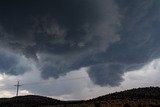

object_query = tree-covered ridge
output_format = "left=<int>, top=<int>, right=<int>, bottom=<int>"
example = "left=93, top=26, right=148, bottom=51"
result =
left=90, top=87, right=160, bottom=101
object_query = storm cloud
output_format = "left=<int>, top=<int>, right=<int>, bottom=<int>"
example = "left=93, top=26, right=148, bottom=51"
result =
left=0, top=50, right=31, bottom=75
left=0, top=0, right=160, bottom=86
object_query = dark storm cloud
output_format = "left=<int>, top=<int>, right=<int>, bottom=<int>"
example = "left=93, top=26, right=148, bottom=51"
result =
left=88, top=64, right=124, bottom=86
left=0, top=0, right=120, bottom=58
left=0, top=0, right=160, bottom=86
left=0, top=51, right=30, bottom=75
left=87, top=0, right=160, bottom=86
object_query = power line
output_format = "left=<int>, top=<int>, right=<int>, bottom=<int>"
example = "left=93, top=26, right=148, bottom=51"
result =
left=14, top=81, right=22, bottom=96
left=0, top=76, right=92, bottom=96
left=22, top=76, right=89, bottom=86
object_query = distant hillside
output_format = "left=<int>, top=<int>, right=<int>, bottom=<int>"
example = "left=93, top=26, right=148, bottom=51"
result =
left=0, top=87, right=160, bottom=107
left=89, top=87, right=160, bottom=101
left=0, top=95, right=62, bottom=107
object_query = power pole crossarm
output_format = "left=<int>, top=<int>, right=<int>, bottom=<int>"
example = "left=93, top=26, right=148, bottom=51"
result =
left=14, top=81, right=22, bottom=96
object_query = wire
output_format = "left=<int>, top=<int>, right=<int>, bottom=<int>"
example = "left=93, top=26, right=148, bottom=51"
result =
left=21, top=76, right=89, bottom=86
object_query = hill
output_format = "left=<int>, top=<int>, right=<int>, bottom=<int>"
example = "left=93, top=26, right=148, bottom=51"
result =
left=0, top=95, right=62, bottom=107
left=89, top=87, right=160, bottom=101
left=0, top=87, right=160, bottom=107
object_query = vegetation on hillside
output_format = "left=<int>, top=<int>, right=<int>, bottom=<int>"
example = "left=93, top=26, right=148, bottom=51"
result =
left=89, top=87, right=160, bottom=101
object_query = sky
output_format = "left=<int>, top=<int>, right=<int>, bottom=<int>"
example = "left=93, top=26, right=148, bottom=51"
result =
left=0, top=0, right=160, bottom=100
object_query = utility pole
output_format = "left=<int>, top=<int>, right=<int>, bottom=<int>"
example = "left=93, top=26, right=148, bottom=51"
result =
left=14, top=81, right=22, bottom=96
